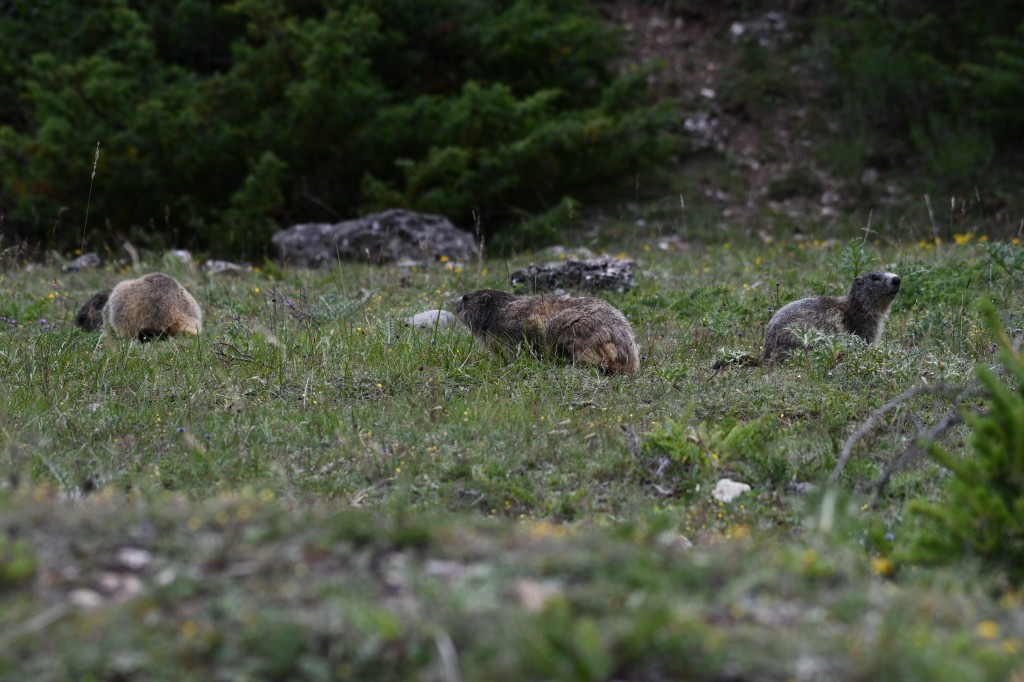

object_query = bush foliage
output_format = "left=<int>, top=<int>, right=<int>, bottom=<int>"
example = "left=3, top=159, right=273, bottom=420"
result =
left=6, top=1, right=1024, bottom=255
left=821, top=0, right=1024, bottom=185
left=904, top=303, right=1024, bottom=581
left=0, top=0, right=678, bottom=255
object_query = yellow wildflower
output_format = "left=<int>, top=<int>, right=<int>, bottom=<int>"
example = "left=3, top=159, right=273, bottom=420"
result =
left=871, top=557, right=894, bottom=576
left=977, top=620, right=1000, bottom=640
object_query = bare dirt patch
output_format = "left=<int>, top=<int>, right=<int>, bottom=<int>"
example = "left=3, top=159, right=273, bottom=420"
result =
left=599, top=2, right=891, bottom=234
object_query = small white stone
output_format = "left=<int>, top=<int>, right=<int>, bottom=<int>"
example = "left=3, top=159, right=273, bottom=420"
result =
left=514, top=579, right=563, bottom=613
left=404, top=309, right=457, bottom=329
left=202, top=259, right=245, bottom=275
left=68, top=588, right=103, bottom=609
left=712, top=478, right=751, bottom=503
left=99, top=572, right=143, bottom=599
left=168, top=249, right=193, bottom=265
left=115, top=547, right=153, bottom=571
left=156, top=567, right=177, bottom=586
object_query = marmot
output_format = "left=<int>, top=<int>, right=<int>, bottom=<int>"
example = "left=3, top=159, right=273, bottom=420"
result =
left=102, top=272, right=202, bottom=341
left=454, top=289, right=640, bottom=375
left=75, top=289, right=112, bottom=332
left=761, top=270, right=901, bottom=363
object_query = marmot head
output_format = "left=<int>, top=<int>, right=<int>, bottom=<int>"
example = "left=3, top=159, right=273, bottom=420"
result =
left=75, top=289, right=112, bottom=332
left=454, top=289, right=515, bottom=331
left=849, top=271, right=901, bottom=312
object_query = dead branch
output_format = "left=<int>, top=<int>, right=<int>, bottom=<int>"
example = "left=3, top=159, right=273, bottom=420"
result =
left=826, top=381, right=976, bottom=487
left=842, top=331, right=1021, bottom=495
left=620, top=424, right=641, bottom=459
left=271, top=287, right=317, bottom=324
left=213, top=342, right=254, bottom=363
left=861, top=410, right=966, bottom=500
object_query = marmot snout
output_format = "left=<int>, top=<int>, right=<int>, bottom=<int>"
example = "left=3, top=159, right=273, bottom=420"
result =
left=455, top=289, right=640, bottom=374
left=762, top=270, right=901, bottom=363
left=102, top=272, right=202, bottom=342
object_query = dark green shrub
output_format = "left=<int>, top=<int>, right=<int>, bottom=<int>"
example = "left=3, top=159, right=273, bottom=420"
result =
left=819, top=1, right=1024, bottom=185
left=0, top=0, right=678, bottom=256
left=962, top=22, right=1024, bottom=141
left=720, top=42, right=800, bottom=120
left=903, top=302, right=1024, bottom=580
left=767, top=167, right=823, bottom=202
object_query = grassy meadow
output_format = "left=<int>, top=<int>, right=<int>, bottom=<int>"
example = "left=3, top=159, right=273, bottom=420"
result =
left=2, top=216, right=1024, bottom=680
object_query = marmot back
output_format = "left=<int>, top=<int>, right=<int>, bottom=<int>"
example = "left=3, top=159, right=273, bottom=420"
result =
left=762, top=271, right=901, bottom=363
left=454, top=289, right=640, bottom=375
left=103, top=272, right=202, bottom=342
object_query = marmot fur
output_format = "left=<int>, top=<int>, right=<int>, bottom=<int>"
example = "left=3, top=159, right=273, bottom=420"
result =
left=454, top=289, right=640, bottom=374
left=103, top=272, right=202, bottom=341
left=75, top=289, right=112, bottom=332
left=761, top=270, right=901, bottom=363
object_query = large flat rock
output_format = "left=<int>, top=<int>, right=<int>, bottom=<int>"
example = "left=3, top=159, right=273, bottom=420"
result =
left=273, top=209, right=478, bottom=267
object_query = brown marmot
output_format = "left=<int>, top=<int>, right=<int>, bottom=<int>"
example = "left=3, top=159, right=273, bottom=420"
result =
left=454, top=289, right=640, bottom=374
left=103, top=272, right=202, bottom=341
left=761, top=270, right=901, bottom=363
left=75, top=289, right=112, bottom=332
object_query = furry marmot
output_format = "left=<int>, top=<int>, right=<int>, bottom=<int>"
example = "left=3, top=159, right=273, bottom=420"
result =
left=75, top=289, right=112, bottom=332
left=761, top=270, right=901, bottom=363
left=454, top=289, right=640, bottom=374
left=103, top=272, right=202, bottom=341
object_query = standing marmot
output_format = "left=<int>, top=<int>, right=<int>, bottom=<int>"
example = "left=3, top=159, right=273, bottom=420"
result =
left=761, top=270, right=901, bottom=363
left=454, top=289, right=640, bottom=375
left=75, top=289, right=112, bottom=332
left=103, top=272, right=202, bottom=341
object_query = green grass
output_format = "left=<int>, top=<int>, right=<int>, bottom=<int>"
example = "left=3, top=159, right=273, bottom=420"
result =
left=2, top=227, right=1024, bottom=679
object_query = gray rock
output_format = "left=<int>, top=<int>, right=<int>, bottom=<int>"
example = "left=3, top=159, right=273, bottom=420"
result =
left=788, top=481, right=817, bottom=495
left=510, top=256, right=636, bottom=293
left=202, top=259, right=246, bottom=275
left=730, top=12, right=790, bottom=50
left=404, top=309, right=457, bottom=329
left=272, top=208, right=478, bottom=267
left=61, top=252, right=101, bottom=272
left=683, top=111, right=726, bottom=154
left=166, top=249, right=194, bottom=267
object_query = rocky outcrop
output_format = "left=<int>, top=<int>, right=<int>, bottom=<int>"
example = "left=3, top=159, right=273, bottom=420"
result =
left=61, top=252, right=101, bottom=273
left=510, top=256, right=636, bottom=293
left=273, top=209, right=478, bottom=267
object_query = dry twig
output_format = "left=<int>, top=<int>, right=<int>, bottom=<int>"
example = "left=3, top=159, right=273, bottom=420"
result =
left=827, top=382, right=977, bottom=487
left=861, top=410, right=966, bottom=500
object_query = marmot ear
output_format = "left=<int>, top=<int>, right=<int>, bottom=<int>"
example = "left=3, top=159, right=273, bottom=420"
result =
left=854, top=276, right=863, bottom=285
left=481, top=293, right=491, bottom=304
